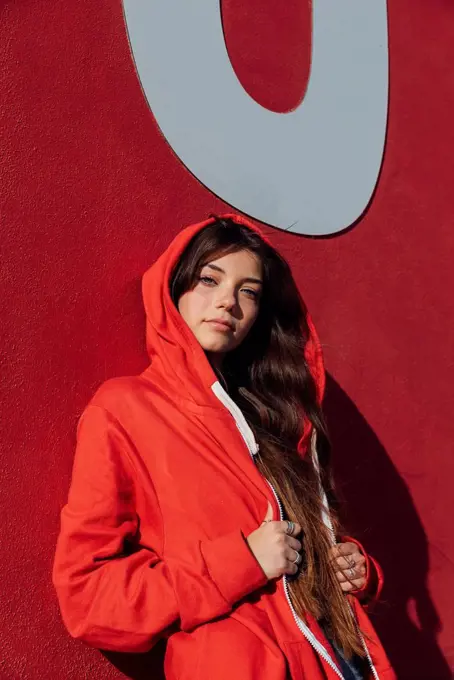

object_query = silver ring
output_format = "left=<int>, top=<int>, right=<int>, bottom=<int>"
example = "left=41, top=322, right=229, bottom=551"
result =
left=292, top=550, right=302, bottom=565
left=348, top=566, right=356, bottom=579
left=286, top=520, right=295, bottom=536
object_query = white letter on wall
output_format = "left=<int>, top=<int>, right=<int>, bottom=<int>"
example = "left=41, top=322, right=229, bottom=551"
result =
left=122, top=1, right=388, bottom=236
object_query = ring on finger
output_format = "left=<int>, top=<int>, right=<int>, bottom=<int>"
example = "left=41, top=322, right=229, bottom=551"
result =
left=286, top=520, right=295, bottom=536
left=348, top=566, right=356, bottom=579
left=292, top=550, right=302, bottom=565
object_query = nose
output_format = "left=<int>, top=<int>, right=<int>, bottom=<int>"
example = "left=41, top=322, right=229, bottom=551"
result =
left=215, top=287, right=236, bottom=311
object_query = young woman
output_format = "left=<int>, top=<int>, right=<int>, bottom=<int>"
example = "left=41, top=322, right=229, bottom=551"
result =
left=53, top=214, right=395, bottom=679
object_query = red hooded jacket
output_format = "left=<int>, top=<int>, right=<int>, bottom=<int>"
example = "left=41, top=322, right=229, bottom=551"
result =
left=53, top=214, right=395, bottom=679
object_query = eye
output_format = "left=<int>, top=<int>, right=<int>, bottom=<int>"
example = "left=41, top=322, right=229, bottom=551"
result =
left=199, top=275, right=217, bottom=286
left=241, top=287, right=260, bottom=300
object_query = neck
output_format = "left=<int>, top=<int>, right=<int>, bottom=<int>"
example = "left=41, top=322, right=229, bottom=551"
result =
left=206, top=352, right=228, bottom=389
left=206, top=351, right=224, bottom=371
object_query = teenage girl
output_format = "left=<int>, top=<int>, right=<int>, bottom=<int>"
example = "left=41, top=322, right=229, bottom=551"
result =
left=53, top=214, right=395, bottom=679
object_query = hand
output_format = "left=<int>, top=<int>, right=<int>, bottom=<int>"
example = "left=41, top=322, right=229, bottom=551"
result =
left=330, top=542, right=367, bottom=592
left=246, top=502, right=302, bottom=580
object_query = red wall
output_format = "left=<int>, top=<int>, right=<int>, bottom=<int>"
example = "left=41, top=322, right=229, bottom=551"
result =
left=1, top=1, right=453, bottom=678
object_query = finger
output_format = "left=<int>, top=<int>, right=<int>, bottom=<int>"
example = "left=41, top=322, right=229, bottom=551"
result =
left=337, top=565, right=365, bottom=585
left=334, top=555, right=357, bottom=570
left=335, top=565, right=366, bottom=583
left=285, top=546, right=303, bottom=565
left=284, top=558, right=300, bottom=575
left=335, top=542, right=359, bottom=557
left=329, top=545, right=351, bottom=568
left=346, top=563, right=365, bottom=579
left=340, top=578, right=365, bottom=592
left=276, top=520, right=301, bottom=537
left=262, top=501, right=274, bottom=524
left=334, top=552, right=366, bottom=571
left=350, top=556, right=366, bottom=572
left=286, top=537, right=302, bottom=552
left=348, top=553, right=366, bottom=566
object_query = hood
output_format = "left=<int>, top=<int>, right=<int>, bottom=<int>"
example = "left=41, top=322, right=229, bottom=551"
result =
left=141, top=213, right=325, bottom=420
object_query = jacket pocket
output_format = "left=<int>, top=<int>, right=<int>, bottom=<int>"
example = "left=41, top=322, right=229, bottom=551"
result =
left=165, top=614, right=288, bottom=680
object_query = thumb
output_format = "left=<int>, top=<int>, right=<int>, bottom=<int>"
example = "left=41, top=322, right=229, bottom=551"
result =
left=262, top=501, right=274, bottom=524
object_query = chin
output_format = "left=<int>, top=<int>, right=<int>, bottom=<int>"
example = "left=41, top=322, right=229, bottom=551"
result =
left=198, top=333, right=233, bottom=354
left=202, top=341, right=232, bottom=354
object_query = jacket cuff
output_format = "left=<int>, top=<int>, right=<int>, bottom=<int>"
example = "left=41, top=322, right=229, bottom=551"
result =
left=201, top=529, right=268, bottom=606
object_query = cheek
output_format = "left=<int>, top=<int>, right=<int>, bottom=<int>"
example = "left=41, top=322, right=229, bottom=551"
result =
left=178, top=290, right=208, bottom=329
left=178, top=292, right=193, bottom=328
left=238, top=304, right=260, bottom=338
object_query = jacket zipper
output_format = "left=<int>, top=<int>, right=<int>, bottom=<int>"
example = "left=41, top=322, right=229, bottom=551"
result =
left=265, top=478, right=346, bottom=679
left=212, top=381, right=380, bottom=680
left=212, top=383, right=345, bottom=677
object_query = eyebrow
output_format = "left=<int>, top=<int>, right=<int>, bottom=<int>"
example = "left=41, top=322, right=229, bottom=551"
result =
left=204, top=262, right=263, bottom=285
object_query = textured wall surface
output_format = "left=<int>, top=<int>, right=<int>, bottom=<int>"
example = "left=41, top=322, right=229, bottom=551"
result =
left=1, top=1, right=453, bottom=678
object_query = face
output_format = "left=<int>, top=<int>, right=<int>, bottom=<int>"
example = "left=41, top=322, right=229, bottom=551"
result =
left=178, top=249, right=263, bottom=366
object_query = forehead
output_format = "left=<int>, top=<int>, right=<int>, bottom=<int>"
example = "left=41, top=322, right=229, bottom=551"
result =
left=204, top=249, right=262, bottom=278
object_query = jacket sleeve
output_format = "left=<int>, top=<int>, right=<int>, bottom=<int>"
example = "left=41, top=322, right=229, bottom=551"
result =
left=343, top=536, right=384, bottom=608
left=52, top=405, right=267, bottom=653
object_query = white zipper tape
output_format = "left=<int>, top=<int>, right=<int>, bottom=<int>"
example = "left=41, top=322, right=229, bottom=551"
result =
left=211, top=382, right=259, bottom=457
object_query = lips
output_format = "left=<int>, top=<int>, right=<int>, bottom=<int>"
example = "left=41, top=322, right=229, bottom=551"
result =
left=205, top=318, right=235, bottom=332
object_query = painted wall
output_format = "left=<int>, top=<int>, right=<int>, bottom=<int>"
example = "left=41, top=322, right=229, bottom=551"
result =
left=1, top=1, right=453, bottom=678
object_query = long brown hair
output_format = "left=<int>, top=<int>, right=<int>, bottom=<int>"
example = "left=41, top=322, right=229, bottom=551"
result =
left=170, top=216, right=364, bottom=657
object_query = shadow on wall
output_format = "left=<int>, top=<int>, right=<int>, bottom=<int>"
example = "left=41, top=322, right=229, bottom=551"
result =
left=103, top=375, right=450, bottom=680
left=324, top=375, right=451, bottom=680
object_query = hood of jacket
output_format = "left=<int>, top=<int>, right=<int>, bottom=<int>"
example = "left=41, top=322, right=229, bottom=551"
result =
left=141, top=213, right=326, bottom=444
